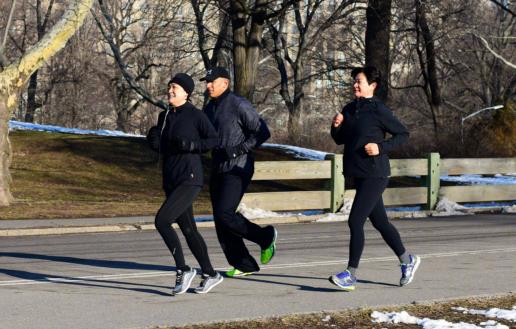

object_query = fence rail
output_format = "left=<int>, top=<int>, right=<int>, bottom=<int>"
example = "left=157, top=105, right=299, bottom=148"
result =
left=240, top=153, right=516, bottom=212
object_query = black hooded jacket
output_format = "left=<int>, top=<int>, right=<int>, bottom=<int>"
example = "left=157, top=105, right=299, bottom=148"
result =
left=331, top=97, right=409, bottom=178
left=147, top=102, right=218, bottom=190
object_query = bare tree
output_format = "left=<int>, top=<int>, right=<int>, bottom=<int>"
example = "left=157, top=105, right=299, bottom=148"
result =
left=191, top=0, right=232, bottom=70
left=0, top=0, right=95, bottom=206
left=266, top=0, right=362, bottom=142
left=25, top=0, right=57, bottom=123
left=93, top=0, right=183, bottom=131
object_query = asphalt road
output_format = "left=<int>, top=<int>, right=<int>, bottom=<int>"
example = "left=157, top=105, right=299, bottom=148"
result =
left=1, top=214, right=515, bottom=329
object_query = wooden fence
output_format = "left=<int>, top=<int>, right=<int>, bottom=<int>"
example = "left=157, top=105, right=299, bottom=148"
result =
left=240, top=153, right=516, bottom=212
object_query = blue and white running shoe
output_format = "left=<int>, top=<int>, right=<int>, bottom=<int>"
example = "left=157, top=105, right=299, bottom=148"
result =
left=329, top=270, right=356, bottom=291
left=400, top=254, right=421, bottom=286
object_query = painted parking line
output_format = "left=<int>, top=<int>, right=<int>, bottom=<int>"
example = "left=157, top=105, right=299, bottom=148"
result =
left=0, top=247, right=515, bottom=287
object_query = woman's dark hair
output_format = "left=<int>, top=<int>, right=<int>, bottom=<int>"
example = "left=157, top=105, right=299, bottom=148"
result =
left=351, top=66, right=382, bottom=88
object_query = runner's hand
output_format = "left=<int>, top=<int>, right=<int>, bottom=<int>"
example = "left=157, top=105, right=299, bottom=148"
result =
left=365, top=143, right=379, bottom=156
left=332, top=113, right=344, bottom=128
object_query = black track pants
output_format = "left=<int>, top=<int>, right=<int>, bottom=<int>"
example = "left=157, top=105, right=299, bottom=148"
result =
left=347, top=177, right=406, bottom=268
left=210, top=170, right=271, bottom=272
left=155, top=185, right=216, bottom=276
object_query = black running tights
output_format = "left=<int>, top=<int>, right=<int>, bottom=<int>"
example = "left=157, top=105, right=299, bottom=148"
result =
left=347, top=177, right=406, bottom=268
left=155, top=184, right=216, bottom=276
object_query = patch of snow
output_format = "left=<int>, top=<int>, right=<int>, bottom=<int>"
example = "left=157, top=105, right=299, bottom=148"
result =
left=262, top=143, right=329, bottom=160
left=316, top=198, right=353, bottom=222
left=238, top=203, right=291, bottom=219
left=452, top=306, right=516, bottom=322
left=502, top=205, right=516, bottom=214
left=441, top=174, right=516, bottom=186
left=316, top=213, right=348, bottom=222
left=392, top=211, right=429, bottom=219
left=433, top=197, right=471, bottom=216
left=9, top=120, right=143, bottom=137
left=371, top=311, right=418, bottom=324
left=322, top=315, right=331, bottom=322
left=371, top=310, right=510, bottom=329
left=339, top=198, right=354, bottom=215
left=236, top=204, right=324, bottom=219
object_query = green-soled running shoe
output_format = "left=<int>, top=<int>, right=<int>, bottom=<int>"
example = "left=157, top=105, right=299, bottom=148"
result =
left=225, top=268, right=255, bottom=277
left=260, top=226, right=277, bottom=264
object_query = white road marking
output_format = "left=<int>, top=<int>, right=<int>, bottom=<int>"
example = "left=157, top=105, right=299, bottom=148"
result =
left=0, top=248, right=515, bottom=287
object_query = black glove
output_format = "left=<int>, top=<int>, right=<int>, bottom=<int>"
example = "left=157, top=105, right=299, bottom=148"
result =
left=146, top=126, right=160, bottom=152
left=170, top=136, right=197, bottom=152
left=222, top=144, right=247, bottom=159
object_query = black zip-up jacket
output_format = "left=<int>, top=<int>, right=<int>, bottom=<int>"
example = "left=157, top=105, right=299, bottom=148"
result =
left=204, top=89, right=270, bottom=173
left=331, top=96, right=409, bottom=178
left=148, top=102, right=218, bottom=191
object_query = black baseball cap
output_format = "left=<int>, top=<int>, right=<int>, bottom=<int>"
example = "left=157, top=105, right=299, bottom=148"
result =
left=200, top=67, right=230, bottom=82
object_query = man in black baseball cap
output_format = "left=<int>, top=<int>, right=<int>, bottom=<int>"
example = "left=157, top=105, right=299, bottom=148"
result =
left=201, top=66, right=277, bottom=278
left=200, top=67, right=230, bottom=82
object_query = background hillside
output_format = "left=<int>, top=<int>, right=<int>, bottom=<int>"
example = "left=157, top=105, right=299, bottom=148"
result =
left=0, top=130, right=312, bottom=220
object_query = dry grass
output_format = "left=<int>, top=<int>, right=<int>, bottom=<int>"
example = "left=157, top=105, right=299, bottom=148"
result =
left=0, top=131, right=325, bottom=220
left=1, top=130, right=434, bottom=220
left=164, top=293, right=515, bottom=329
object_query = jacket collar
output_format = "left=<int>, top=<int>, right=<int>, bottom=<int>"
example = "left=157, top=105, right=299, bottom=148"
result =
left=212, top=88, right=231, bottom=105
left=170, top=101, right=191, bottom=113
left=356, top=96, right=379, bottom=108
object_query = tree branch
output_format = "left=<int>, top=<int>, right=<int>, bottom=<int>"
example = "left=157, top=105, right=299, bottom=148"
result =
left=475, top=34, right=516, bottom=69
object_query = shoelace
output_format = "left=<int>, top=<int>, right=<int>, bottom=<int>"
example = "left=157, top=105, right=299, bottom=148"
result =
left=199, top=275, right=210, bottom=287
left=401, top=263, right=412, bottom=277
left=175, top=272, right=184, bottom=286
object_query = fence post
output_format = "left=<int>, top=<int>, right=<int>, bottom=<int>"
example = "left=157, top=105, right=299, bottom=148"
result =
left=327, top=154, right=344, bottom=213
left=427, top=152, right=440, bottom=210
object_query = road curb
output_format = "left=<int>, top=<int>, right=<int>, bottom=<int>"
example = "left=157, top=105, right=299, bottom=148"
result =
left=0, top=207, right=510, bottom=237
left=0, top=214, right=324, bottom=237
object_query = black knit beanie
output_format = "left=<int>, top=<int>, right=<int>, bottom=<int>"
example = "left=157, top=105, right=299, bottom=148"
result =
left=169, top=73, right=195, bottom=96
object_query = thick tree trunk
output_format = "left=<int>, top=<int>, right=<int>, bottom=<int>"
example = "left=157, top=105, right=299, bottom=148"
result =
left=287, top=103, right=302, bottom=144
left=231, top=0, right=266, bottom=101
left=365, top=0, right=392, bottom=102
left=0, top=90, right=15, bottom=206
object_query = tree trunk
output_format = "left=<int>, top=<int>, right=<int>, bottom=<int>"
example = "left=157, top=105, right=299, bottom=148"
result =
left=116, top=109, right=131, bottom=132
left=25, top=70, right=39, bottom=122
left=415, top=0, right=443, bottom=132
left=231, top=0, right=266, bottom=101
left=0, top=0, right=95, bottom=206
left=287, top=103, right=303, bottom=144
left=365, top=0, right=392, bottom=102
left=0, top=90, right=15, bottom=206
left=288, top=62, right=305, bottom=144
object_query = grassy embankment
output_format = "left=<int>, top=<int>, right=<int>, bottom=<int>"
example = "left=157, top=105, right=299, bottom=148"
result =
left=166, top=294, right=515, bottom=329
left=0, top=130, right=319, bottom=220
